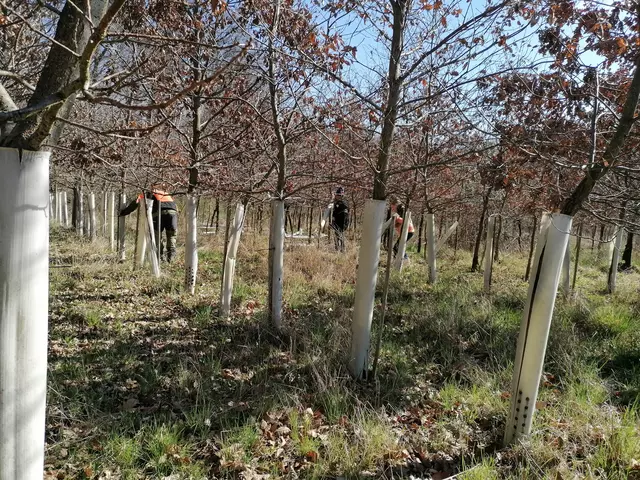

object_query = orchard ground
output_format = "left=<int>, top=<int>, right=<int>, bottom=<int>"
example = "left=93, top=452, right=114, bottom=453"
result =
left=46, top=224, right=640, bottom=479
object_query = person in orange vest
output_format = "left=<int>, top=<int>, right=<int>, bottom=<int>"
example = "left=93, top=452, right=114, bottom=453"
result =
left=120, top=186, right=178, bottom=262
left=393, top=203, right=414, bottom=258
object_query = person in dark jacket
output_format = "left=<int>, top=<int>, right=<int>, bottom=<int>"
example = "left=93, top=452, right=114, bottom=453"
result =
left=331, top=187, right=350, bottom=252
left=120, top=186, right=178, bottom=262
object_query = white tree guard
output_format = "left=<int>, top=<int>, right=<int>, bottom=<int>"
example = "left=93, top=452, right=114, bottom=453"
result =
left=184, top=195, right=199, bottom=294
left=435, top=220, right=459, bottom=253
left=88, top=193, right=97, bottom=241
left=134, top=200, right=147, bottom=269
left=504, top=213, right=572, bottom=446
left=268, top=200, right=285, bottom=328
left=393, top=211, right=411, bottom=271
left=102, top=192, right=108, bottom=236
left=61, top=191, right=69, bottom=227
left=49, top=193, right=54, bottom=221
left=349, top=199, right=386, bottom=378
left=483, top=215, right=496, bottom=293
left=83, top=202, right=90, bottom=238
left=157, top=199, right=162, bottom=262
left=108, top=192, right=115, bottom=251
left=76, top=190, right=84, bottom=236
left=607, top=227, right=623, bottom=294
left=561, top=241, right=571, bottom=295
left=426, top=213, right=437, bottom=283
left=144, top=199, right=161, bottom=278
left=117, top=194, right=126, bottom=261
left=55, top=188, right=61, bottom=222
left=221, top=204, right=246, bottom=316
left=0, top=149, right=50, bottom=480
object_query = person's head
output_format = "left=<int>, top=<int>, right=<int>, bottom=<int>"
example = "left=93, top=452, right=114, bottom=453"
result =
left=396, top=204, right=405, bottom=217
left=335, top=186, right=344, bottom=198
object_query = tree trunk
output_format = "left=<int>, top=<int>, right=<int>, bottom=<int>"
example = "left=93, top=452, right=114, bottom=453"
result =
left=483, top=215, right=496, bottom=293
left=561, top=238, right=571, bottom=295
left=524, top=215, right=537, bottom=280
left=350, top=0, right=407, bottom=380
left=417, top=212, right=424, bottom=253
left=504, top=213, right=572, bottom=446
left=621, top=231, right=634, bottom=270
left=572, top=223, right=583, bottom=291
left=517, top=219, right=523, bottom=252
left=597, top=224, right=605, bottom=253
left=493, top=215, right=502, bottom=263
left=215, top=198, right=220, bottom=234
left=471, top=187, right=492, bottom=272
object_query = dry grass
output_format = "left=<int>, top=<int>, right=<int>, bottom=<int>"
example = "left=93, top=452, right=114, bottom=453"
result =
left=44, top=224, right=640, bottom=479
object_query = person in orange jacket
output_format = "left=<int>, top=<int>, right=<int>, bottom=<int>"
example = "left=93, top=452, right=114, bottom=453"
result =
left=393, top=204, right=414, bottom=258
left=120, top=186, right=178, bottom=262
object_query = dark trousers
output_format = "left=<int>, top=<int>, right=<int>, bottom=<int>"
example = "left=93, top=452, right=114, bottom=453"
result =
left=394, top=231, right=414, bottom=255
left=332, top=224, right=346, bottom=252
left=153, top=210, right=178, bottom=261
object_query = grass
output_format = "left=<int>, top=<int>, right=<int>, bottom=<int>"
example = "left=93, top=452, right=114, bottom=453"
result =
left=45, top=224, right=640, bottom=479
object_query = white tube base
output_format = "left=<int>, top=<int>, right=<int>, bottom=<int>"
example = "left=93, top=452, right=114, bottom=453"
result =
left=61, top=191, right=69, bottom=227
left=109, top=192, right=115, bottom=251
left=483, top=215, right=496, bottom=293
left=221, top=204, right=245, bottom=316
left=608, top=228, right=623, bottom=294
left=504, top=213, right=572, bottom=446
left=0, top=148, right=50, bottom=480
left=118, top=194, right=126, bottom=262
left=89, top=193, right=97, bottom=241
left=144, top=199, right=160, bottom=278
left=349, top=199, right=386, bottom=378
left=184, top=195, right=199, bottom=294
left=134, top=199, right=147, bottom=269
left=426, top=213, right=437, bottom=283
left=435, top=220, right=458, bottom=253
left=393, top=211, right=411, bottom=271
left=268, top=200, right=285, bottom=329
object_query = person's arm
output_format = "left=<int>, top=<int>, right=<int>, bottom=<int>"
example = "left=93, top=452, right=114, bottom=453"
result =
left=119, top=197, right=140, bottom=216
